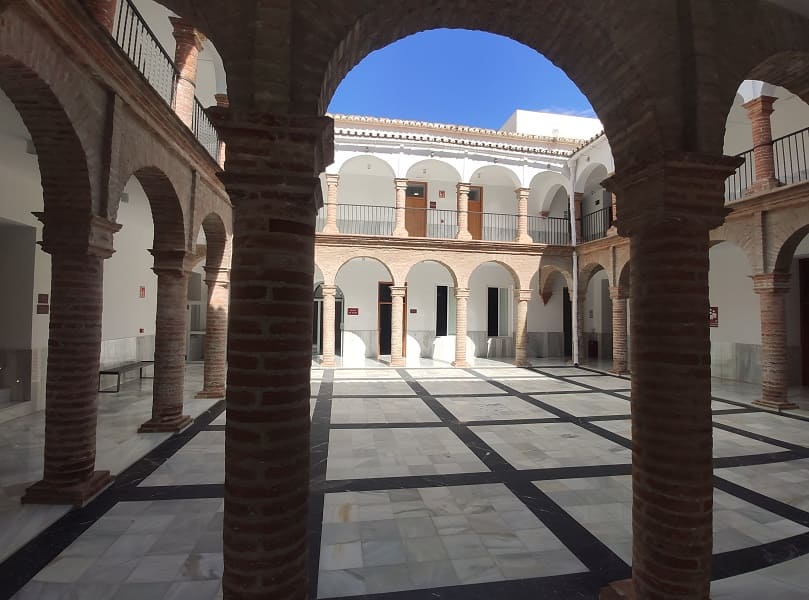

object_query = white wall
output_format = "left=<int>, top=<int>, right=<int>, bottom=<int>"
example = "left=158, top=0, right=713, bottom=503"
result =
left=501, top=110, right=603, bottom=140
left=404, top=262, right=455, bottom=360
left=468, top=263, right=515, bottom=333
left=725, top=87, right=809, bottom=156
left=335, top=259, right=392, bottom=360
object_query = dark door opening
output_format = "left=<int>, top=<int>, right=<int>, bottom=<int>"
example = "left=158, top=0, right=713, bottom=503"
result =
left=801, top=259, right=809, bottom=386
left=379, top=282, right=392, bottom=356
left=563, top=287, right=573, bottom=357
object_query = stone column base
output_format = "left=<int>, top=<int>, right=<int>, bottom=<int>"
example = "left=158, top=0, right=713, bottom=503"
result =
left=390, top=358, right=405, bottom=367
left=392, top=228, right=409, bottom=238
left=745, top=178, right=781, bottom=196
left=139, top=414, right=193, bottom=433
left=609, top=369, right=630, bottom=376
left=321, top=358, right=336, bottom=368
left=195, top=388, right=226, bottom=399
left=22, top=470, right=114, bottom=507
left=752, top=398, right=798, bottom=411
left=514, top=359, right=531, bottom=368
left=452, top=360, right=467, bottom=368
left=515, top=234, right=533, bottom=244
left=456, top=232, right=473, bottom=241
left=321, top=225, right=339, bottom=234
left=599, top=580, right=633, bottom=600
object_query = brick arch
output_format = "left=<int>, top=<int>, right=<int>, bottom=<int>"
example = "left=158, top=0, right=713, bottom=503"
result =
left=315, top=1, right=668, bottom=173
left=618, top=260, right=631, bottom=295
left=774, top=224, right=809, bottom=274
left=580, top=261, right=609, bottom=292
left=199, top=211, right=231, bottom=270
left=130, top=168, right=187, bottom=251
left=0, top=38, right=95, bottom=217
left=465, top=260, right=521, bottom=290
left=403, top=259, right=458, bottom=288
left=538, top=265, right=573, bottom=304
left=335, top=255, right=396, bottom=284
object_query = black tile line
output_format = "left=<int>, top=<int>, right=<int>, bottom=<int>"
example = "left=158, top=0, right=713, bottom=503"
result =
left=711, top=421, right=809, bottom=453
left=317, top=571, right=606, bottom=600
left=711, top=399, right=809, bottom=424
left=713, top=475, right=809, bottom=528
left=395, top=368, right=631, bottom=584
left=472, top=367, right=634, bottom=404
left=711, top=531, right=809, bottom=581
left=329, top=421, right=452, bottom=429
left=0, top=399, right=225, bottom=600
left=710, top=408, right=762, bottom=416
left=308, top=369, right=335, bottom=600
left=713, top=450, right=809, bottom=470
left=120, top=483, right=225, bottom=501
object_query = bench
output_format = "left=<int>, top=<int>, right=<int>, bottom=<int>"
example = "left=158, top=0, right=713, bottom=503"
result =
left=98, top=361, right=154, bottom=393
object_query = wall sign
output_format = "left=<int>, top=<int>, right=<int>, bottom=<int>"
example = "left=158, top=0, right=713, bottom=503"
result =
left=347, top=307, right=359, bottom=316
left=709, top=306, right=719, bottom=328
left=139, top=286, right=146, bottom=299
left=36, top=293, right=49, bottom=315
left=38, top=294, right=48, bottom=304
left=410, top=308, right=417, bottom=314
left=439, top=190, right=446, bottom=199
left=429, top=201, right=437, bottom=209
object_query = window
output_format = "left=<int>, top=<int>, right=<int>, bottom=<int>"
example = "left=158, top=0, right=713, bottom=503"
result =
left=487, top=287, right=511, bottom=337
left=406, top=183, right=426, bottom=197
left=468, top=186, right=482, bottom=202
left=436, top=286, right=456, bottom=336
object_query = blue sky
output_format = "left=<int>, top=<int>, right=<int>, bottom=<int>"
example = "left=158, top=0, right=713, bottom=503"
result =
left=328, top=29, right=595, bottom=130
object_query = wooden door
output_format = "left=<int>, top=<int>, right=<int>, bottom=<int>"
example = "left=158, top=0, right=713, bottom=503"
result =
left=405, top=182, right=427, bottom=237
left=468, top=186, right=483, bottom=240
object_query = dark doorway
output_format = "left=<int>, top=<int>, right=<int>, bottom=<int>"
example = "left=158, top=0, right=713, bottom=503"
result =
left=801, top=260, right=809, bottom=386
left=378, top=282, right=393, bottom=356
left=563, top=287, right=573, bottom=357
left=405, top=182, right=427, bottom=237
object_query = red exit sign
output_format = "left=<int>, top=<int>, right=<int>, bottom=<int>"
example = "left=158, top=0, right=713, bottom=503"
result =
left=347, top=307, right=359, bottom=316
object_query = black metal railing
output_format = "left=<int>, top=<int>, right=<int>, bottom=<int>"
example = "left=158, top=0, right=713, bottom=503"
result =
left=773, top=127, right=809, bottom=186
left=482, top=212, right=518, bottom=242
left=580, top=207, right=612, bottom=243
left=528, top=216, right=571, bottom=245
left=402, top=208, right=457, bottom=239
left=337, top=204, right=395, bottom=236
left=113, top=0, right=220, bottom=161
left=725, top=148, right=755, bottom=202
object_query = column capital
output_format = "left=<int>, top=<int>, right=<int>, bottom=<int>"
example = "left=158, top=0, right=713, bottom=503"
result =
left=457, top=182, right=471, bottom=194
left=35, top=212, right=122, bottom=259
left=326, top=173, right=340, bottom=186
left=169, top=16, right=206, bottom=51
left=214, top=93, right=230, bottom=108
left=321, top=284, right=337, bottom=297
left=752, top=272, right=790, bottom=294
left=609, top=286, right=629, bottom=301
left=150, top=249, right=196, bottom=274
left=455, top=287, right=470, bottom=300
left=517, top=289, right=533, bottom=303
left=603, top=153, right=743, bottom=236
left=390, top=286, right=407, bottom=297
left=515, top=187, right=530, bottom=199
left=395, top=178, right=409, bottom=191
left=203, top=266, right=230, bottom=286
left=742, top=95, right=778, bottom=117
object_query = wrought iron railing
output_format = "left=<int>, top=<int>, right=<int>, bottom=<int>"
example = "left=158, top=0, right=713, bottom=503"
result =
left=580, top=207, right=612, bottom=243
left=725, top=148, right=755, bottom=202
left=113, top=0, right=220, bottom=161
left=528, top=216, right=571, bottom=245
left=773, top=127, right=809, bottom=186
left=337, top=204, right=395, bottom=236
left=403, top=208, right=457, bottom=239
left=482, top=212, right=518, bottom=242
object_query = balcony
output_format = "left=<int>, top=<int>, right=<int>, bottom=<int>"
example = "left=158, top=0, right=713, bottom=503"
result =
left=579, top=207, right=612, bottom=243
left=113, top=0, right=220, bottom=160
left=316, top=204, right=573, bottom=245
left=726, top=127, right=809, bottom=201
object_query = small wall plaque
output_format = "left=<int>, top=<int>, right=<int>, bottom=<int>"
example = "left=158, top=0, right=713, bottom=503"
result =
left=347, top=308, right=359, bottom=316
left=709, top=306, right=719, bottom=328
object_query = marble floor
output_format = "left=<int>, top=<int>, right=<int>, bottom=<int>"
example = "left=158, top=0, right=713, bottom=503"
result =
left=3, top=361, right=809, bottom=599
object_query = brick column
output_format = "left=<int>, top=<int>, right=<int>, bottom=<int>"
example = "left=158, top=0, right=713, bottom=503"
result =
left=84, top=0, right=116, bottom=32
left=752, top=273, right=796, bottom=410
left=196, top=267, right=230, bottom=398
left=454, top=287, right=469, bottom=367
left=321, top=174, right=340, bottom=234
left=573, top=192, right=583, bottom=242
left=393, top=178, right=408, bottom=237
left=209, top=108, right=333, bottom=600
left=321, top=285, right=337, bottom=367
left=170, top=17, right=205, bottom=128
left=609, top=286, right=629, bottom=375
left=601, top=154, right=742, bottom=600
left=743, top=95, right=780, bottom=193
left=515, top=187, right=532, bottom=243
left=514, top=289, right=532, bottom=367
left=22, top=214, right=120, bottom=506
left=139, top=250, right=192, bottom=433
left=576, top=288, right=586, bottom=363
left=456, top=183, right=472, bottom=240
left=390, top=286, right=406, bottom=367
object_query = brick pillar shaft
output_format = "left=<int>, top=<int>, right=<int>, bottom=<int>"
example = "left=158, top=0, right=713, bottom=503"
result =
left=170, top=17, right=205, bottom=128
left=573, top=192, right=583, bottom=243
left=23, top=214, right=120, bottom=506
left=454, top=288, right=469, bottom=367
left=515, top=187, right=532, bottom=243
left=323, top=174, right=340, bottom=234
left=197, top=269, right=229, bottom=398
left=140, top=252, right=191, bottom=432
left=456, top=183, right=472, bottom=240
left=743, top=95, right=779, bottom=192
left=607, top=155, right=742, bottom=600
left=393, top=178, right=408, bottom=237
left=753, top=273, right=796, bottom=409
left=209, top=108, right=334, bottom=600
left=321, top=285, right=337, bottom=367
left=610, top=287, right=629, bottom=374
left=390, top=286, right=406, bottom=367
left=576, top=291, right=585, bottom=363
left=514, top=289, right=531, bottom=366
left=85, top=0, right=116, bottom=32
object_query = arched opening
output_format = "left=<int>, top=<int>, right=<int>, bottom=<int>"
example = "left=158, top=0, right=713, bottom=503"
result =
left=775, top=228, right=809, bottom=392
left=335, top=154, right=397, bottom=235
left=579, top=263, right=610, bottom=365
left=576, top=163, right=611, bottom=242
left=469, top=165, right=522, bottom=241
left=312, top=283, right=345, bottom=359
left=468, top=261, right=520, bottom=361
left=335, top=257, right=395, bottom=365
left=404, top=260, right=458, bottom=364
left=404, top=159, right=463, bottom=239
left=531, top=268, right=571, bottom=359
